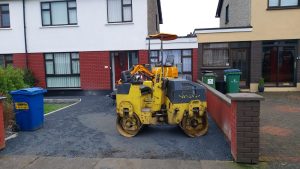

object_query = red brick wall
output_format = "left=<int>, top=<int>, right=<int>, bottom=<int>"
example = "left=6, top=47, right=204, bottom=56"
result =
left=80, top=51, right=111, bottom=90
left=13, top=54, right=27, bottom=69
left=28, top=53, right=46, bottom=88
left=207, top=91, right=233, bottom=141
left=192, top=48, right=198, bottom=82
left=13, top=53, right=46, bottom=88
left=204, top=83, right=262, bottom=164
left=138, top=50, right=149, bottom=64
left=0, top=100, right=5, bottom=150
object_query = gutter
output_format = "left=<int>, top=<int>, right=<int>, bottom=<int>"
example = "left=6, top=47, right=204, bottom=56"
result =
left=22, top=0, right=28, bottom=68
left=194, top=26, right=253, bottom=34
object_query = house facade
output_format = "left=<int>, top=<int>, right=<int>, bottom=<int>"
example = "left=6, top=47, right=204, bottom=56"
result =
left=0, top=0, right=172, bottom=92
left=195, top=0, right=300, bottom=92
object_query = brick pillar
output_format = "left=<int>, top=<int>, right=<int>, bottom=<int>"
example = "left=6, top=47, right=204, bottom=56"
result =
left=192, top=48, right=198, bottom=82
left=227, top=93, right=264, bottom=164
left=138, top=50, right=149, bottom=64
left=0, top=97, right=6, bottom=150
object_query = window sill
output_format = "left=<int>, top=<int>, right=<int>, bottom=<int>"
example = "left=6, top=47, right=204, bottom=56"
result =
left=0, top=27, right=12, bottom=30
left=40, top=25, right=79, bottom=29
left=105, top=22, right=134, bottom=26
left=267, top=6, right=300, bottom=10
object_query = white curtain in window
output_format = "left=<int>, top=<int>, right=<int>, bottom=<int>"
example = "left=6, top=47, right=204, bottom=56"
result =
left=269, top=0, right=279, bottom=6
left=123, top=6, right=132, bottom=21
left=203, top=49, right=228, bottom=66
left=69, top=9, right=77, bottom=24
left=183, top=58, right=192, bottom=72
left=108, top=0, right=122, bottom=22
left=123, top=0, right=131, bottom=5
left=281, top=0, right=298, bottom=6
left=2, top=13, right=10, bottom=27
left=51, top=2, right=68, bottom=25
left=42, top=11, right=51, bottom=25
left=47, top=77, right=80, bottom=88
left=182, top=50, right=192, bottom=56
left=45, top=53, right=53, bottom=60
left=46, top=61, right=54, bottom=74
left=160, top=50, right=181, bottom=65
left=54, top=53, right=71, bottom=74
left=72, top=60, right=80, bottom=74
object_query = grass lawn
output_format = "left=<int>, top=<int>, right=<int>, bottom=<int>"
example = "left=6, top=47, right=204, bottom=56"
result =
left=44, top=103, right=71, bottom=115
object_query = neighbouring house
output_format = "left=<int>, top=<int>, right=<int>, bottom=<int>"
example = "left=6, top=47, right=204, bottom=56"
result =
left=194, top=0, right=300, bottom=92
left=0, top=0, right=166, bottom=92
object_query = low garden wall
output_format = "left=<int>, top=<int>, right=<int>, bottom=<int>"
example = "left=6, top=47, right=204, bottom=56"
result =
left=198, top=81, right=264, bottom=164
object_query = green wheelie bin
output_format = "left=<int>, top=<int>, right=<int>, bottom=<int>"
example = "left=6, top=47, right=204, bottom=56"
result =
left=224, top=69, right=241, bottom=93
left=202, top=71, right=217, bottom=89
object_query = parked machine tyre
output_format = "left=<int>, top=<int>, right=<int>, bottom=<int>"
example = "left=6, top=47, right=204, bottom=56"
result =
left=116, top=113, right=142, bottom=137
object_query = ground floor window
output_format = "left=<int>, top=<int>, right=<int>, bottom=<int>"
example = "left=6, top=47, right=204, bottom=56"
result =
left=202, top=42, right=250, bottom=87
left=150, top=49, right=193, bottom=76
left=45, top=52, right=80, bottom=88
left=0, top=54, right=13, bottom=68
left=262, top=40, right=297, bottom=87
left=203, top=43, right=229, bottom=67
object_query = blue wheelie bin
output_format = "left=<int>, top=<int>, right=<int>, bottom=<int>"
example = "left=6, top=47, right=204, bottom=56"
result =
left=10, top=87, right=47, bottom=131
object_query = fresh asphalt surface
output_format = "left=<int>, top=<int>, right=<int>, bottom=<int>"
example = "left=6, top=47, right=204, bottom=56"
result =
left=0, top=96, right=231, bottom=161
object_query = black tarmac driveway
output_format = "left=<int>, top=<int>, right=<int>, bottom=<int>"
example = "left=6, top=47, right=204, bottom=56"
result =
left=0, top=96, right=231, bottom=161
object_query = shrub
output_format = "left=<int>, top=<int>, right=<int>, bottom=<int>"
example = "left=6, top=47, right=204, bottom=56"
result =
left=0, top=66, right=27, bottom=97
left=24, top=69, right=36, bottom=87
left=0, top=66, right=36, bottom=128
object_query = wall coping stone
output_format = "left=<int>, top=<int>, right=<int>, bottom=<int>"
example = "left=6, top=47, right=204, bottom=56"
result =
left=227, top=93, right=264, bottom=101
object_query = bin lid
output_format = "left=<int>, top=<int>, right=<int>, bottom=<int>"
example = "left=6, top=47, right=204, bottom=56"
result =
left=224, top=69, right=241, bottom=74
left=204, top=73, right=217, bottom=77
left=10, top=87, right=47, bottom=96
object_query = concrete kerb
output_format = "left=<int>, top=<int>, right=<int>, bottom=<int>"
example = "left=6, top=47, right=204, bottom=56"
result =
left=44, top=98, right=81, bottom=117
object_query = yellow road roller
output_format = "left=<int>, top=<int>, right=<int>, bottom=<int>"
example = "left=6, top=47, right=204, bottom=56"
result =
left=115, top=33, right=208, bottom=137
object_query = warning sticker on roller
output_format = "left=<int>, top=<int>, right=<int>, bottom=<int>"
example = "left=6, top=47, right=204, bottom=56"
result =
left=15, top=102, right=29, bottom=110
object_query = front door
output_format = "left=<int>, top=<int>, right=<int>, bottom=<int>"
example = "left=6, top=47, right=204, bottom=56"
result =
left=113, top=52, right=128, bottom=85
left=111, top=51, right=139, bottom=89
left=263, top=41, right=297, bottom=87
left=231, top=48, right=250, bottom=88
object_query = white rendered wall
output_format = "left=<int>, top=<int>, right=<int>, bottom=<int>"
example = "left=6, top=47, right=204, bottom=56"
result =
left=1, top=0, right=149, bottom=54
left=146, top=37, right=198, bottom=50
left=0, top=0, right=25, bottom=54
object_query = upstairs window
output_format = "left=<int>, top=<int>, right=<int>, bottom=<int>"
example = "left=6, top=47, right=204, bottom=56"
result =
left=107, top=0, right=133, bottom=23
left=269, top=0, right=300, bottom=8
left=0, top=4, right=10, bottom=28
left=225, top=5, right=229, bottom=24
left=41, top=0, right=77, bottom=26
left=0, top=54, right=13, bottom=68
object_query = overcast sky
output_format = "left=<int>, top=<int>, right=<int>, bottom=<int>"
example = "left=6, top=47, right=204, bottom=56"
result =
left=160, top=0, right=220, bottom=36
